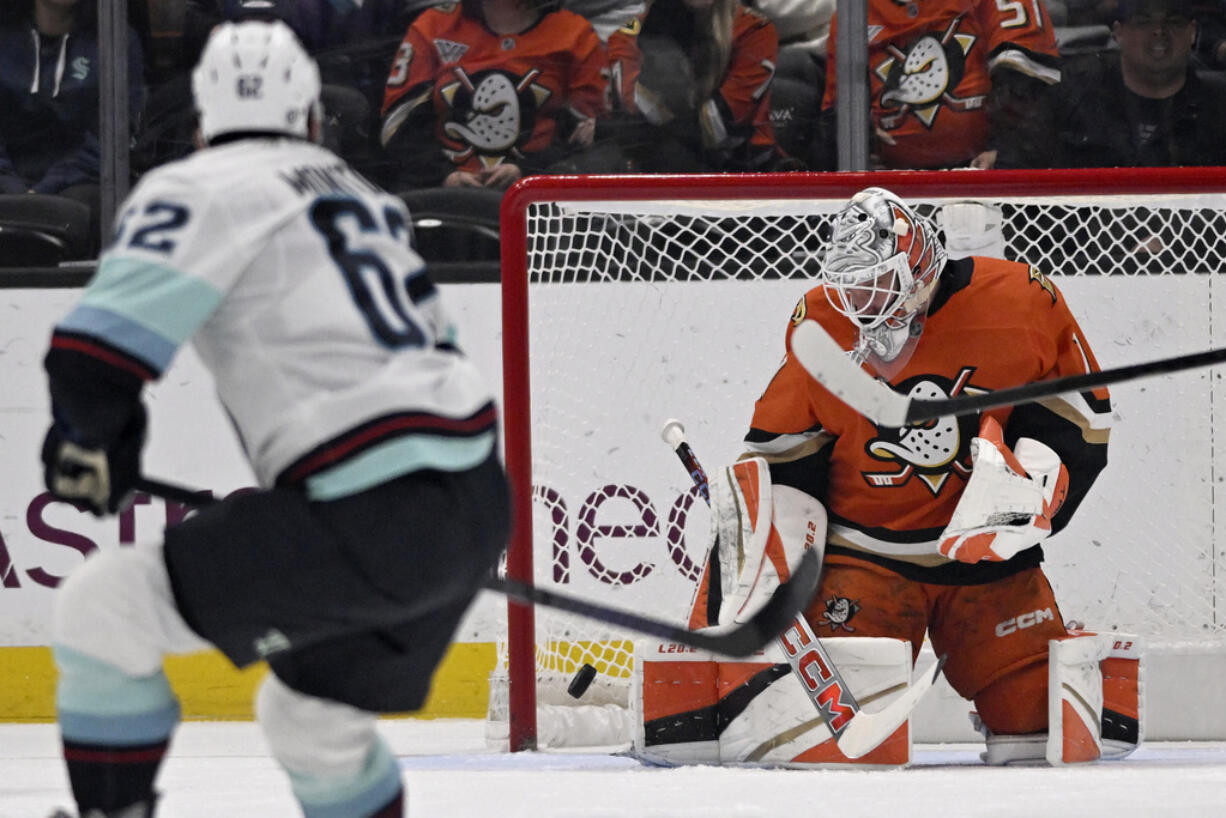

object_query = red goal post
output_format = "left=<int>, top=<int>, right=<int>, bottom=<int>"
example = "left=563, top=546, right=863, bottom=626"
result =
left=498, top=167, right=1226, bottom=751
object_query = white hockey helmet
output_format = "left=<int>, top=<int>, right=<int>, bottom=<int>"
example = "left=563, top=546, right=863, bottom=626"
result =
left=191, top=20, right=322, bottom=143
left=820, top=187, right=947, bottom=361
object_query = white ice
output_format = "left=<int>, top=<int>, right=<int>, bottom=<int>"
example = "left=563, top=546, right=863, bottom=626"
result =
left=3, top=720, right=1225, bottom=818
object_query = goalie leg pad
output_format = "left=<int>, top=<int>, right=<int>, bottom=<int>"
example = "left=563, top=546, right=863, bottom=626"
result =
left=977, top=631, right=1144, bottom=766
left=1047, top=632, right=1110, bottom=765
left=634, top=637, right=912, bottom=768
left=1086, top=631, right=1144, bottom=759
left=634, top=643, right=721, bottom=764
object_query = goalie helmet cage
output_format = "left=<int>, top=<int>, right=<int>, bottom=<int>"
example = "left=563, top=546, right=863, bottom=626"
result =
left=498, top=167, right=1226, bottom=752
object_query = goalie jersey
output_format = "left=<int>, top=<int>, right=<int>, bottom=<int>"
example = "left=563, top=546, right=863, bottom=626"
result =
left=748, top=256, right=1111, bottom=584
left=47, top=138, right=497, bottom=499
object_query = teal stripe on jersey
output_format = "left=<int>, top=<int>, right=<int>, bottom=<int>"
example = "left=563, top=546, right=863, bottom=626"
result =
left=54, top=645, right=180, bottom=745
left=305, top=430, right=496, bottom=501
left=57, top=305, right=179, bottom=373
left=83, top=256, right=223, bottom=347
left=290, top=737, right=401, bottom=818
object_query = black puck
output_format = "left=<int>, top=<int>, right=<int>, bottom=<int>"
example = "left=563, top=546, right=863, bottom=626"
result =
left=567, top=663, right=598, bottom=699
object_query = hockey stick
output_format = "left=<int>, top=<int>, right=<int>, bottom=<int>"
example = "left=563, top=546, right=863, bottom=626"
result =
left=132, top=476, right=818, bottom=657
left=660, top=420, right=946, bottom=759
left=791, top=318, right=1226, bottom=426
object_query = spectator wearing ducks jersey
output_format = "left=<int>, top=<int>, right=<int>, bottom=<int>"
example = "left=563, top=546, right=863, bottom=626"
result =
left=379, top=0, right=608, bottom=191
left=815, top=0, right=1061, bottom=170
left=604, top=0, right=797, bottom=172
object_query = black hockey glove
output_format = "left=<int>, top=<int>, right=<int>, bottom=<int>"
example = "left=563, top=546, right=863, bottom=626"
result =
left=42, top=406, right=146, bottom=516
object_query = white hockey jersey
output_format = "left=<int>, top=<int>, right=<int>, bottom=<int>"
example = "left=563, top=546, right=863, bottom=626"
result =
left=53, top=138, right=497, bottom=499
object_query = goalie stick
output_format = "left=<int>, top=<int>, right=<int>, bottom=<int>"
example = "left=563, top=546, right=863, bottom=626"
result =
left=131, top=476, right=818, bottom=657
left=790, top=319, right=1226, bottom=426
left=660, top=420, right=946, bottom=759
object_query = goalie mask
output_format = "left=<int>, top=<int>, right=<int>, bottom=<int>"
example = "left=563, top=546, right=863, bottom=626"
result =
left=820, top=187, right=947, bottom=372
left=192, top=20, right=322, bottom=143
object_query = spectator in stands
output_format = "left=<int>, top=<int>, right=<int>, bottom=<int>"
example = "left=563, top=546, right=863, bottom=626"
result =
left=750, top=0, right=834, bottom=166
left=1184, top=0, right=1226, bottom=71
left=379, top=0, right=607, bottom=191
left=815, top=0, right=1060, bottom=170
left=0, top=0, right=145, bottom=240
left=137, top=0, right=409, bottom=180
left=995, top=0, right=1226, bottom=167
left=604, top=0, right=797, bottom=172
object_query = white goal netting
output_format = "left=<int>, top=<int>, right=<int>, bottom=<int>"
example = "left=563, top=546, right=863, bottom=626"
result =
left=492, top=171, right=1226, bottom=749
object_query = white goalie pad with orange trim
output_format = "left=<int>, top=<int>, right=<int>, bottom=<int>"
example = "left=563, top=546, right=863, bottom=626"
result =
left=687, top=457, right=826, bottom=628
left=632, top=637, right=913, bottom=768
left=1049, top=630, right=1144, bottom=765
left=981, top=630, right=1143, bottom=766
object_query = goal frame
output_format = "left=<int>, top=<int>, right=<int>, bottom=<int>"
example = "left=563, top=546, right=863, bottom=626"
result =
left=498, top=166, right=1226, bottom=752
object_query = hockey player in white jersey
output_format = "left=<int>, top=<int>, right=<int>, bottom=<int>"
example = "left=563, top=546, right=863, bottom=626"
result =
left=41, top=20, right=509, bottom=818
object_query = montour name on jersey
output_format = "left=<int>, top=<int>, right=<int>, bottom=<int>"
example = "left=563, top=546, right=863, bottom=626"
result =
left=278, top=161, right=382, bottom=198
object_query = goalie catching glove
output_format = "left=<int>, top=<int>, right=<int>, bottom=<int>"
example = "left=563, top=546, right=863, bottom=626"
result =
left=689, top=457, right=827, bottom=628
left=938, top=415, right=1068, bottom=563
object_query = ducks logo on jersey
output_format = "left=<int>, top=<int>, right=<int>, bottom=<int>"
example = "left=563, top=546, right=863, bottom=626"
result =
left=875, top=17, right=982, bottom=131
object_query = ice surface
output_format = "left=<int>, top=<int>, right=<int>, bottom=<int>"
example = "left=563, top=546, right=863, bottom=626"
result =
left=3, top=720, right=1225, bottom=817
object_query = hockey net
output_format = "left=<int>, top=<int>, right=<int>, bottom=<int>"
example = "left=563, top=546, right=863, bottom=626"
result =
left=492, top=168, right=1226, bottom=751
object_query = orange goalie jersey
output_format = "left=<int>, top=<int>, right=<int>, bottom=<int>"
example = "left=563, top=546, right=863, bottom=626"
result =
left=381, top=2, right=607, bottom=174
left=748, top=256, right=1111, bottom=585
left=821, top=0, right=1060, bottom=169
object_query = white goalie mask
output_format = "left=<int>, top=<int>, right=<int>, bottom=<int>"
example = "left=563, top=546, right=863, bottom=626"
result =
left=192, top=20, right=322, bottom=143
left=820, top=187, right=947, bottom=367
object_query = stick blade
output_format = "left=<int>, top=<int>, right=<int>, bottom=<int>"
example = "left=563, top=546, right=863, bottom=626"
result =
left=835, top=653, right=948, bottom=759
left=789, top=321, right=910, bottom=428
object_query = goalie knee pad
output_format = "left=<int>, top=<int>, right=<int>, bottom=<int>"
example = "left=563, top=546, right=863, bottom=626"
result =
left=978, top=631, right=1143, bottom=766
left=633, top=637, right=912, bottom=768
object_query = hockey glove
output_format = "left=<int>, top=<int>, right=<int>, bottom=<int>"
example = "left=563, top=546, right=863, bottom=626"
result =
left=42, top=406, right=146, bottom=516
left=937, top=416, right=1069, bottom=563
left=687, top=457, right=826, bottom=627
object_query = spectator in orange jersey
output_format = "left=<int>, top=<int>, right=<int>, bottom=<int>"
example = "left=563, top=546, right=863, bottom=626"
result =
left=604, top=0, right=797, bottom=171
left=816, top=0, right=1061, bottom=169
left=379, top=0, right=607, bottom=190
